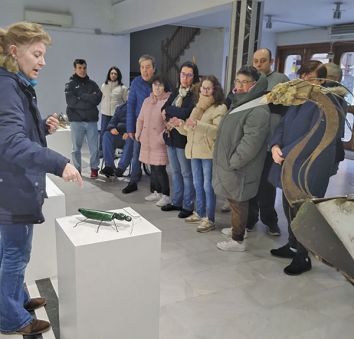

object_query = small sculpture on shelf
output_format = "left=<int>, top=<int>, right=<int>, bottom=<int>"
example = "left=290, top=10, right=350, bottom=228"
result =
left=75, top=208, right=132, bottom=233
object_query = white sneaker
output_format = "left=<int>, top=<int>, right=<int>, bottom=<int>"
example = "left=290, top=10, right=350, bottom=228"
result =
left=197, top=218, right=215, bottom=233
left=221, top=227, right=232, bottom=236
left=221, top=199, right=231, bottom=212
left=221, top=228, right=248, bottom=239
left=156, top=195, right=171, bottom=207
left=217, top=238, right=247, bottom=252
left=185, top=212, right=201, bottom=223
left=145, top=191, right=161, bottom=201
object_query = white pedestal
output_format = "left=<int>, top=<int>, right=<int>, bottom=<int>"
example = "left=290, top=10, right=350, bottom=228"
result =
left=46, top=127, right=72, bottom=159
left=56, top=207, right=161, bottom=339
left=25, top=176, right=66, bottom=283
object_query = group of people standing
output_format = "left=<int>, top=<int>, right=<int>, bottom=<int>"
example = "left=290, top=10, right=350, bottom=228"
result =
left=121, top=56, right=228, bottom=234
left=64, top=49, right=345, bottom=280
left=0, top=20, right=347, bottom=337
left=116, top=49, right=345, bottom=282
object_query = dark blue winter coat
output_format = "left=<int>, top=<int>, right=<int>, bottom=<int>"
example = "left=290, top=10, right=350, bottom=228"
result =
left=126, top=76, right=151, bottom=133
left=65, top=74, right=102, bottom=122
left=268, top=101, right=336, bottom=198
left=106, top=102, right=127, bottom=134
left=0, top=67, right=69, bottom=224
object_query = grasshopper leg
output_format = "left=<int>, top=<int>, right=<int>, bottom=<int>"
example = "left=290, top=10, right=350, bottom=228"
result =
left=112, top=219, right=119, bottom=232
left=74, top=218, right=88, bottom=228
left=96, top=219, right=103, bottom=233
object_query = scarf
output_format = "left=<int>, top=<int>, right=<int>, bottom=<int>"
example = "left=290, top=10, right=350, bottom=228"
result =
left=173, top=86, right=190, bottom=108
left=17, top=72, right=37, bottom=87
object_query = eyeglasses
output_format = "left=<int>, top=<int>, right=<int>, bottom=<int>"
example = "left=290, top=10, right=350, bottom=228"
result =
left=180, top=72, right=194, bottom=78
left=201, top=86, right=213, bottom=92
left=234, top=79, right=255, bottom=86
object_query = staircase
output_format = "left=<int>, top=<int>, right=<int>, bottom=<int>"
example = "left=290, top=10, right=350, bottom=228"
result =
left=161, top=26, right=200, bottom=87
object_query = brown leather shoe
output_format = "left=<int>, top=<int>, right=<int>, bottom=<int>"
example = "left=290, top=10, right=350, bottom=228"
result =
left=12, top=319, right=51, bottom=335
left=24, top=297, right=47, bottom=311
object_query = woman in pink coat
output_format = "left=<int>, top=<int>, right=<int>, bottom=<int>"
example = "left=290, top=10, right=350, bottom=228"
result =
left=136, top=75, right=171, bottom=207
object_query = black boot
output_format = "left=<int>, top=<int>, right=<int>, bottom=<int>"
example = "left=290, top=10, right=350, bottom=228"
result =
left=161, top=204, right=181, bottom=212
left=122, top=182, right=138, bottom=194
left=284, top=255, right=312, bottom=276
left=178, top=209, right=193, bottom=218
left=100, top=166, right=114, bottom=177
left=270, top=243, right=296, bottom=259
left=115, top=167, right=124, bottom=177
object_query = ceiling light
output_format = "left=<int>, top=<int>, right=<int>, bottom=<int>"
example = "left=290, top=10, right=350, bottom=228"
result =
left=266, top=15, right=272, bottom=29
left=333, top=2, right=342, bottom=20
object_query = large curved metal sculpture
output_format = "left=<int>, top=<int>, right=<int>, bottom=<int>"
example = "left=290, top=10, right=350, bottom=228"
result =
left=266, top=79, right=341, bottom=204
left=266, top=79, right=353, bottom=283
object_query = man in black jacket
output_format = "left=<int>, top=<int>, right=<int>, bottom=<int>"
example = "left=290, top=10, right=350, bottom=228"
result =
left=65, top=59, right=102, bottom=178
left=100, top=102, right=134, bottom=177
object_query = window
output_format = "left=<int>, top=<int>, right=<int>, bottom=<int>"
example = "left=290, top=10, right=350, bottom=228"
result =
left=284, top=54, right=301, bottom=80
left=341, top=52, right=354, bottom=105
left=340, top=52, right=354, bottom=143
left=311, top=53, right=329, bottom=65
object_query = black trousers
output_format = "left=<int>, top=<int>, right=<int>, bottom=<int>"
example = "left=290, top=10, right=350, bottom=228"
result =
left=150, top=165, right=170, bottom=196
left=282, top=193, right=308, bottom=258
left=247, top=152, right=278, bottom=227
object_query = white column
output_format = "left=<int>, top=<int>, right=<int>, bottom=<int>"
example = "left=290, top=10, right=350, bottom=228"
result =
left=56, top=207, right=161, bottom=339
left=46, top=127, right=72, bottom=159
left=25, top=176, right=66, bottom=283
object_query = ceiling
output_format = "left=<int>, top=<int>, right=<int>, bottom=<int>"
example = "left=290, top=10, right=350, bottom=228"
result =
left=173, top=0, right=354, bottom=33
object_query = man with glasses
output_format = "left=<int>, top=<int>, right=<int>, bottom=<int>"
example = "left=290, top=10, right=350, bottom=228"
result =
left=247, top=48, right=289, bottom=236
left=65, top=59, right=102, bottom=178
left=214, top=66, right=270, bottom=252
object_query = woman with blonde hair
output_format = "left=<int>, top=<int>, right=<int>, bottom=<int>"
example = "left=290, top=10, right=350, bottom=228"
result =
left=0, top=22, right=81, bottom=336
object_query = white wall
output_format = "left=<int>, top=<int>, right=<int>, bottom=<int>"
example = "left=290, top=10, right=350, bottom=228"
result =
left=259, top=30, right=277, bottom=58
left=0, top=0, right=115, bottom=33
left=0, top=0, right=130, bottom=117
left=112, top=0, right=232, bottom=33
left=277, top=27, right=354, bottom=46
left=181, top=28, right=225, bottom=83
left=277, top=28, right=330, bottom=46
left=36, top=29, right=130, bottom=117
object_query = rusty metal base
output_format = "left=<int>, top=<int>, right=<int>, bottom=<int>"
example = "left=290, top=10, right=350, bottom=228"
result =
left=292, top=198, right=354, bottom=283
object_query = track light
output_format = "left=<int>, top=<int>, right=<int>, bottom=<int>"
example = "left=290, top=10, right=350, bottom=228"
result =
left=333, top=2, right=342, bottom=19
left=266, top=15, right=272, bottom=29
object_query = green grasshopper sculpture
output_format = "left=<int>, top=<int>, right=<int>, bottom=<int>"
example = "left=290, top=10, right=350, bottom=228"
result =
left=75, top=208, right=132, bottom=233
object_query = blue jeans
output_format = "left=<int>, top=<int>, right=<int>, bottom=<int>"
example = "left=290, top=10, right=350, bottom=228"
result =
left=191, top=159, right=216, bottom=221
left=100, top=114, right=112, bottom=151
left=0, top=224, right=33, bottom=333
left=167, top=146, right=194, bottom=210
left=129, top=139, right=142, bottom=184
left=70, top=121, right=99, bottom=171
left=102, top=131, right=133, bottom=170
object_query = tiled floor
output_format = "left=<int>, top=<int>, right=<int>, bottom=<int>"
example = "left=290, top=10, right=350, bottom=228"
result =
left=43, top=154, right=354, bottom=339
left=2, top=155, right=352, bottom=339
